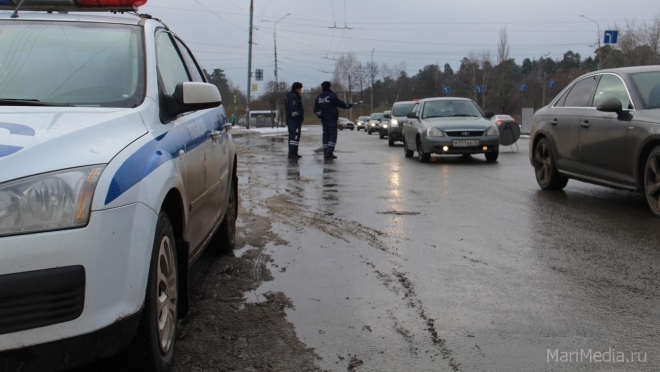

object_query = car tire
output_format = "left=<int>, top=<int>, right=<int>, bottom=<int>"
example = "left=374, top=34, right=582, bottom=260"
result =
left=379, top=131, right=385, bottom=139
left=533, top=138, right=568, bottom=190
left=416, top=137, right=430, bottom=163
left=643, top=146, right=660, bottom=217
left=351, top=128, right=354, bottom=131
left=368, top=130, right=372, bottom=135
left=208, top=172, right=238, bottom=255
left=339, top=126, right=343, bottom=131
left=485, top=151, right=499, bottom=162
left=132, top=211, right=178, bottom=372
left=403, top=138, right=414, bottom=158
left=388, top=137, right=394, bottom=147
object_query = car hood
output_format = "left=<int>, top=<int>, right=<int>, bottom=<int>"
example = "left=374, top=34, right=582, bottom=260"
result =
left=425, top=117, right=493, bottom=130
left=0, top=107, right=148, bottom=183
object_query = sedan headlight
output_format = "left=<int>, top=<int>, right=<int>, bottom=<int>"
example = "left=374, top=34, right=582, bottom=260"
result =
left=390, top=119, right=399, bottom=127
left=427, top=127, right=444, bottom=137
left=383, top=124, right=388, bottom=129
left=371, top=123, right=376, bottom=126
left=486, top=125, right=499, bottom=136
left=0, top=166, right=105, bottom=237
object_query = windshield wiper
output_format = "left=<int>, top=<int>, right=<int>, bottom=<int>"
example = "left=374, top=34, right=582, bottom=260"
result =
left=450, top=114, right=479, bottom=117
left=0, top=99, right=76, bottom=107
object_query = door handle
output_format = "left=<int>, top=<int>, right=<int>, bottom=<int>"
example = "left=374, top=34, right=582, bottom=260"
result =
left=580, top=120, right=591, bottom=128
left=550, top=119, right=559, bottom=126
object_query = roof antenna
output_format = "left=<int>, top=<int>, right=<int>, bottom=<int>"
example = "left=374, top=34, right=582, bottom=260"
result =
left=11, top=0, right=28, bottom=18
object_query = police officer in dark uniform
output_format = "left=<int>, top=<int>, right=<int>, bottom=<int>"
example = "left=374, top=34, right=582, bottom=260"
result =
left=313, top=81, right=352, bottom=159
left=285, top=82, right=304, bottom=159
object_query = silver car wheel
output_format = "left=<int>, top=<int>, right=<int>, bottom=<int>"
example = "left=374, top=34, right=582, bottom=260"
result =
left=156, top=235, right=177, bottom=354
left=534, top=141, right=552, bottom=185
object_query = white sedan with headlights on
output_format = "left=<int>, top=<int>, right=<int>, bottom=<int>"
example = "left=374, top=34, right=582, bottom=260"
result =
left=401, top=98, right=500, bottom=162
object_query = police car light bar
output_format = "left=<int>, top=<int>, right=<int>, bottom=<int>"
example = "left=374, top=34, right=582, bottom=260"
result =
left=0, top=0, right=147, bottom=11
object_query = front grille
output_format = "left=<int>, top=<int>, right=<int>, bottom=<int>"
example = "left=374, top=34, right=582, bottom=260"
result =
left=0, top=266, right=85, bottom=335
left=445, top=130, right=484, bottom=137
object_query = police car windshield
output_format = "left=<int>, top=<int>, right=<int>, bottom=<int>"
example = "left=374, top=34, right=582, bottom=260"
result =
left=0, top=21, right=145, bottom=108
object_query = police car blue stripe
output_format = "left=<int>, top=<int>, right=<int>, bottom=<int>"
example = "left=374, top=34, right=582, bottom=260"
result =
left=0, top=122, right=35, bottom=136
left=105, top=110, right=225, bottom=205
left=0, top=144, right=22, bottom=158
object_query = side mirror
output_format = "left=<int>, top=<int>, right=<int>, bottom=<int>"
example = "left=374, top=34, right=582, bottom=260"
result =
left=383, top=113, right=392, bottom=119
left=597, top=97, right=623, bottom=114
left=484, top=110, right=495, bottom=119
left=407, top=112, right=418, bottom=119
left=162, top=82, right=222, bottom=122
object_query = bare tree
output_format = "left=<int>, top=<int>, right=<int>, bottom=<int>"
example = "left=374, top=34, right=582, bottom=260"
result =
left=497, top=25, right=510, bottom=64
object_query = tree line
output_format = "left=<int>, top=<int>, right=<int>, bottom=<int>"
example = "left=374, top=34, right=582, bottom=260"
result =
left=207, top=16, right=660, bottom=123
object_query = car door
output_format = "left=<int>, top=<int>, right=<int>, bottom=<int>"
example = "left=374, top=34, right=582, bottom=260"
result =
left=403, top=103, right=420, bottom=145
left=579, top=73, right=635, bottom=186
left=546, top=75, right=598, bottom=174
left=156, top=30, right=219, bottom=252
left=174, top=37, right=229, bottom=220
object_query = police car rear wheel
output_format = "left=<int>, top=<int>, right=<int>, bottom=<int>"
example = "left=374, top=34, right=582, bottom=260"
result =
left=133, top=211, right=178, bottom=372
left=209, top=171, right=238, bottom=255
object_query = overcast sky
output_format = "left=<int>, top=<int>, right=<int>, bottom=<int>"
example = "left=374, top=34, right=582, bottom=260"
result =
left=141, top=0, right=656, bottom=94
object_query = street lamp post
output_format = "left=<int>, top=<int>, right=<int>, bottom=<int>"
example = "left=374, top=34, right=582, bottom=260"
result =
left=273, top=13, right=290, bottom=128
left=580, top=14, right=601, bottom=69
left=246, top=0, right=254, bottom=129
left=370, top=48, right=375, bottom=114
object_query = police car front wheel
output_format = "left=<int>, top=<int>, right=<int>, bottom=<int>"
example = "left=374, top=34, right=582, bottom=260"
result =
left=132, top=211, right=178, bottom=372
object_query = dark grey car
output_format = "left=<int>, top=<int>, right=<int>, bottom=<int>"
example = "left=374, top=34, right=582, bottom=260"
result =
left=388, top=101, right=416, bottom=146
left=529, top=66, right=660, bottom=216
left=402, top=98, right=499, bottom=162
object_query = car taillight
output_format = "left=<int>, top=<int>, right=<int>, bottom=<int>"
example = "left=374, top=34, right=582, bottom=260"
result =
left=0, top=0, right=146, bottom=7
left=77, top=0, right=147, bottom=5
left=496, top=120, right=503, bottom=125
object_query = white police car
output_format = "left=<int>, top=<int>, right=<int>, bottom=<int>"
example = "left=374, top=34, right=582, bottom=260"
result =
left=0, top=1, right=237, bottom=371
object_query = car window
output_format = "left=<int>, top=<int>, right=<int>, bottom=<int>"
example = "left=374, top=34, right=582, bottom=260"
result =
left=422, top=100, right=481, bottom=118
left=592, top=74, right=632, bottom=109
left=631, top=71, right=660, bottom=109
left=393, top=103, right=415, bottom=116
left=0, top=21, right=145, bottom=108
left=563, top=76, right=598, bottom=107
left=156, top=31, right=191, bottom=95
left=412, top=103, right=420, bottom=114
left=174, top=38, right=205, bottom=83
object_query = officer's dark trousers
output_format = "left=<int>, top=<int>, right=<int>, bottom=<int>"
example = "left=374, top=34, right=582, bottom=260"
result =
left=287, top=120, right=302, bottom=155
left=322, top=121, right=338, bottom=156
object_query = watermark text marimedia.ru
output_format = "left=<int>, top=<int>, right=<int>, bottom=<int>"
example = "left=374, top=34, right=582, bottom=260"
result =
left=548, top=349, right=647, bottom=363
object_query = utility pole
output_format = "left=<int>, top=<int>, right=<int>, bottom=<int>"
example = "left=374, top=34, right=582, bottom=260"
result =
left=273, top=13, right=290, bottom=129
left=541, top=52, right=550, bottom=107
left=348, top=73, right=352, bottom=118
left=246, top=0, right=254, bottom=129
left=370, top=48, right=375, bottom=113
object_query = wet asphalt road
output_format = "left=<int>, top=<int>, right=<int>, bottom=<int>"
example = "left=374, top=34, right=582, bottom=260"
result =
left=236, top=125, right=660, bottom=372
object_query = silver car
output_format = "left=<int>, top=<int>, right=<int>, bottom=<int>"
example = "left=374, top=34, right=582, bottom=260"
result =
left=367, top=112, right=384, bottom=135
left=402, top=98, right=500, bottom=162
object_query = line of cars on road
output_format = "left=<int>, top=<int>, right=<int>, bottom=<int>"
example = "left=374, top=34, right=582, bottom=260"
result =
left=356, top=98, right=504, bottom=162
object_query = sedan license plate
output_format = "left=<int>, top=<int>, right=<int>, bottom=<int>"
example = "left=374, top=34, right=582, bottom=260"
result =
left=453, top=140, right=479, bottom=147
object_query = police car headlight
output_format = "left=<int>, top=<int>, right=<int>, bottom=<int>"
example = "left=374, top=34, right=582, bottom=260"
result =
left=486, top=125, right=499, bottom=136
left=0, top=166, right=105, bottom=237
left=390, top=119, right=399, bottom=127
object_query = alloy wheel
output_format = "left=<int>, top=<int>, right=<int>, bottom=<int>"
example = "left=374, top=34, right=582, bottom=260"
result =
left=156, top=235, right=177, bottom=354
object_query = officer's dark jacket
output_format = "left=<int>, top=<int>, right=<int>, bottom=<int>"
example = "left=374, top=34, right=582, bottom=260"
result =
left=285, top=90, right=304, bottom=123
left=313, top=89, right=350, bottom=124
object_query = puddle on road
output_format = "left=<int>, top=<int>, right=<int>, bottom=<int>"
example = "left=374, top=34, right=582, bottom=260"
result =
left=299, top=167, right=336, bottom=177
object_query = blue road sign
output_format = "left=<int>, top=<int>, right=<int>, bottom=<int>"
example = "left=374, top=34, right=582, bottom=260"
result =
left=476, top=85, right=483, bottom=93
left=443, top=86, right=451, bottom=94
left=520, top=84, right=527, bottom=92
left=549, top=81, right=556, bottom=88
left=604, top=30, right=619, bottom=44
